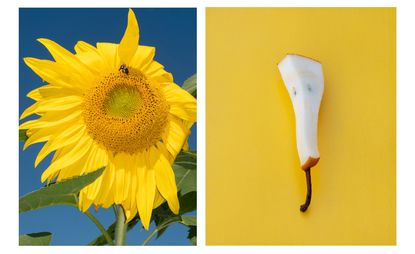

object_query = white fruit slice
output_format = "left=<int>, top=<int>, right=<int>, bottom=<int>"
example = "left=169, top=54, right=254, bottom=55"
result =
left=278, top=54, right=324, bottom=170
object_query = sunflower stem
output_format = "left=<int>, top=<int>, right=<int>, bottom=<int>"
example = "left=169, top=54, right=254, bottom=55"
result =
left=142, top=228, right=158, bottom=246
left=112, top=205, right=118, bottom=217
left=114, top=205, right=127, bottom=245
left=84, top=210, right=114, bottom=245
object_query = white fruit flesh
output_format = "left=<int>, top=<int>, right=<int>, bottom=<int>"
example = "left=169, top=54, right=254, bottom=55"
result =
left=278, top=54, right=324, bottom=169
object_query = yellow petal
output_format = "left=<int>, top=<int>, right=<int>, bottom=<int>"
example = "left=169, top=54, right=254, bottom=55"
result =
left=122, top=169, right=134, bottom=210
left=35, top=124, right=85, bottom=167
left=37, top=38, right=94, bottom=84
left=27, top=84, right=81, bottom=101
left=162, top=82, right=197, bottom=105
left=22, top=119, right=81, bottom=150
left=169, top=104, right=197, bottom=123
left=20, top=109, right=82, bottom=130
left=151, top=71, right=173, bottom=84
left=183, top=140, right=190, bottom=151
left=95, top=162, right=115, bottom=208
left=85, top=174, right=103, bottom=201
left=123, top=159, right=133, bottom=201
left=143, top=61, right=175, bottom=85
left=27, top=87, right=43, bottom=101
left=83, top=143, right=108, bottom=175
left=75, top=41, right=106, bottom=74
left=123, top=160, right=139, bottom=223
left=20, top=95, right=82, bottom=120
left=23, top=129, right=51, bottom=150
left=142, top=61, right=165, bottom=77
left=40, top=135, right=92, bottom=182
left=113, top=153, right=128, bottom=204
left=124, top=204, right=138, bottom=223
left=83, top=145, right=108, bottom=200
left=56, top=148, right=90, bottom=182
left=142, top=60, right=174, bottom=84
left=74, top=41, right=96, bottom=54
left=79, top=190, right=93, bottom=212
left=163, top=116, right=189, bottom=157
left=152, top=145, right=180, bottom=214
left=46, top=170, right=61, bottom=184
left=20, top=104, right=39, bottom=120
left=45, top=149, right=64, bottom=182
left=97, top=42, right=119, bottom=70
left=153, top=189, right=165, bottom=209
left=162, top=83, right=197, bottom=122
left=118, top=9, right=139, bottom=65
left=123, top=154, right=139, bottom=212
left=24, top=58, right=72, bottom=88
left=137, top=152, right=156, bottom=230
left=129, top=45, right=155, bottom=70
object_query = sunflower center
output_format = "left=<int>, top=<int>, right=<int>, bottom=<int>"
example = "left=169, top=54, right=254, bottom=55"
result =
left=104, top=86, right=143, bottom=119
left=83, top=68, right=169, bottom=154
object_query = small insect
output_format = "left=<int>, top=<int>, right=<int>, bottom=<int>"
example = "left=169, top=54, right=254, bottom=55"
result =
left=119, top=64, right=129, bottom=75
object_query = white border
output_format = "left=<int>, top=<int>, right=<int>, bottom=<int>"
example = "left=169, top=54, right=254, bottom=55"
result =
left=15, top=0, right=398, bottom=8
left=196, top=6, right=206, bottom=247
left=1, top=0, right=413, bottom=253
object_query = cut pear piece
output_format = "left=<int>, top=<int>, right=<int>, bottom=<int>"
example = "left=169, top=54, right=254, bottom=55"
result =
left=278, top=54, right=324, bottom=212
left=278, top=54, right=324, bottom=169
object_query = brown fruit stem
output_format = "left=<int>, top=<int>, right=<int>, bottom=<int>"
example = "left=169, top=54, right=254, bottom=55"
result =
left=300, top=168, right=312, bottom=212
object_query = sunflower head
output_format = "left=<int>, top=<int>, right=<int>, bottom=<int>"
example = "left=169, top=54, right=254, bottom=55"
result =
left=83, top=68, right=170, bottom=154
left=20, top=9, right=196, bottom=230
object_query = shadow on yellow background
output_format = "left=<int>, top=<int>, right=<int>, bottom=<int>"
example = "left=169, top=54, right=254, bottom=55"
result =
left=206, top=8, right=395, bottom=245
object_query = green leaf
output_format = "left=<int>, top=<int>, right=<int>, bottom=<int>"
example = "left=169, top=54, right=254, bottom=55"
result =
left=19, top=167, right=105, bottom=213
left=150, top=150, right=197, bottom=240
left=174, top=164, right=196, bottom=196
left=89, top=222, right=116, bottom=246
left=153, top=204, right=173, bottom=239
left=180, top=217, right=198, bottom=246
left=182, top=74, right=197, bottom=98
left=157, top=215, right=182, bottom=230
left=19, top=129, right=28, bottom=142
left=187, top=226, right=196, bottom=245
left=19, top=232, right=52, bottom=246
left=152, top=191, right=196, bottom=239
left=174, top=150, right=196, bottom=170
left=88, top=217, right=139, bottom=246
left=142, top=215, right=182, bottom=245
left=181, top=216, right=196, bottom=226
left=179, top=191, right=196, bottom=214
left=173, top=150, right=197, bottom=196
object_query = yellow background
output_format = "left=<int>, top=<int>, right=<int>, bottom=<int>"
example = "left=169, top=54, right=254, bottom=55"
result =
left=206, top=8, right=395, bottom=245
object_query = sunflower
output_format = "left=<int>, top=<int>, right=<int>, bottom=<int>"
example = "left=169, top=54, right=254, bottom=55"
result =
left=19, top=9, right=196, bottom=230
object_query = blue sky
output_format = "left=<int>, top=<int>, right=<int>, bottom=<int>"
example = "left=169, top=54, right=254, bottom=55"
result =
left=19, top=8, right=196, bottom=245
